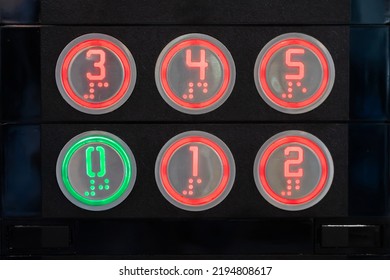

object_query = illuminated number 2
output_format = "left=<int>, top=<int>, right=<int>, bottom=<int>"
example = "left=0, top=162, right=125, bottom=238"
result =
left=186, top=49, right=208, bottom=81
left=284, top=146, right=304, bottom=177
left=86, top=49, right=106, bottom=81
left=86, top=146, right=107, bottom=178
left=285, top=48, right=305, bottom=80
left=189, top=145, right=199, bottom=177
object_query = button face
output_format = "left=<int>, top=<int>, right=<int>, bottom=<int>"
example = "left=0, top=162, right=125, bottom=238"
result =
left=56, top=131, right=137, bottom=211
left=155, top=131, right=235, bottom=211
left=55, top=33, right=137, bottom=114
left=253, top=130, right=334, bottom=211
left=254, top=33, right=335, bottom=114
left=155, top=33, right=236, bottom=114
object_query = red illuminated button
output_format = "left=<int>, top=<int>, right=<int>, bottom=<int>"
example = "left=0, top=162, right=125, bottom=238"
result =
left=155, top=131, right=236, bottom=211
left=55, top=33, right=137, bottom=114
left=253, top=131, right=334, bottom=211
left=155, top=34, right=236, bottom=114
left=254, top=33, right=335, bottom=114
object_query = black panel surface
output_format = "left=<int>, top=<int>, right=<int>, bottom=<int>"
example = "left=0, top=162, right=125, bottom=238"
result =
left=41, top=0, right=350, bottom=25
left=2, top=0, right=390, bottom=259
left=1, top=28, right=41, bottom=122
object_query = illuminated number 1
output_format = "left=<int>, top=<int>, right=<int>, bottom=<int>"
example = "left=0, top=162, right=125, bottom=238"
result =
left=285, top=48, right=305, bottom=80
left=86, top=146, right=107, bottom=178
left=86, top=49, right=106, bottom=81
left=186, top=49, right=208, bottom=81
left=189, top=146, right=199, bottom=177
left=284, top=146, right=304, bottom=177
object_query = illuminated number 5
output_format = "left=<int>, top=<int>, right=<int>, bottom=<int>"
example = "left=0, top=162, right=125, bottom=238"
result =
left=86, top=49, right=106, bottom=81
left=285, top=48, right=305, bottom=80
left=284, top=146, right=304, bottom=177
left=86, top=146, right=107, bottom=178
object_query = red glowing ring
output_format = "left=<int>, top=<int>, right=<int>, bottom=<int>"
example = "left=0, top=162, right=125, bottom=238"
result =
left=258, top=136, right=329, bottom=205
left=259, top=38, right=329, bottom=109
left=160, top=136, right=230, bottom=206
left=61, top=39, right=131, bottom=109
left=160, top=39, right=231, bottom=109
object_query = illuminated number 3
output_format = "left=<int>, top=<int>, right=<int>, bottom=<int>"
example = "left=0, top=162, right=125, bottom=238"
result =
left=86, top=146, right=107, bottom=178
left=86, top=49, right=106, bottom=81
left=284, top=146, right=304, bottom=177
left=285, top=48, right=305, bottom=80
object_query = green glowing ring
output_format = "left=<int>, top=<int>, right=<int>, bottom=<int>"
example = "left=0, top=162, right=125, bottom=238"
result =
left=56, top=131, right=136, bottom=211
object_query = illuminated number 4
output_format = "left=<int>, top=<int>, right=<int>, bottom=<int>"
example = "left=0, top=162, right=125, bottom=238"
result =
left=186, top=49, right=208, bottom=81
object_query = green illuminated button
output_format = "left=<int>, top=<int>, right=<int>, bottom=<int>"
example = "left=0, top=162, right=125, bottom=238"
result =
left=56, top=131, right=137, bottom=211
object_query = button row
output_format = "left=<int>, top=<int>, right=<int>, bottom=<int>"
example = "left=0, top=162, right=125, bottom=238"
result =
left=55, top=33, right=335, bottom=115
left=56, top=130, right=334, bottom=212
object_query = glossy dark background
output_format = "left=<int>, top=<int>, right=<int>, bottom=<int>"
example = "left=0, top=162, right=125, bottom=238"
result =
left=0, top=0, right=389, bottom=258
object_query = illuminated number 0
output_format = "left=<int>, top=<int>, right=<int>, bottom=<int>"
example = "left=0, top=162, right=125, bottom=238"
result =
left=284, top=146, right=303, bottom=177
left=86, top=146, right=107, bottom=178
left=86, top=49, right=106, bottom=81
left=186, top=49, right=208, bottom=81
left=285, top=48, right=305, bottom=80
